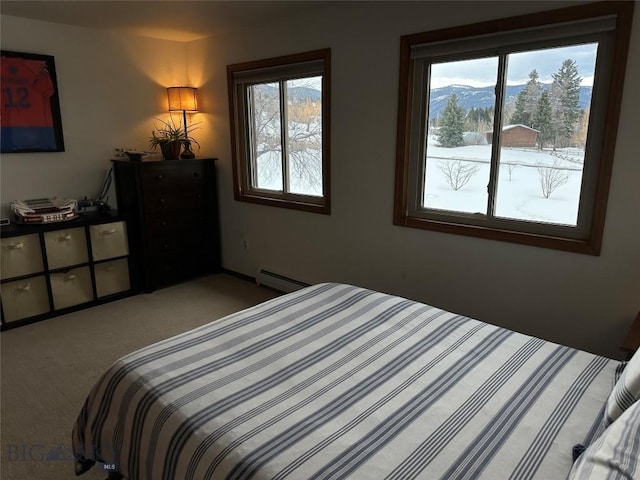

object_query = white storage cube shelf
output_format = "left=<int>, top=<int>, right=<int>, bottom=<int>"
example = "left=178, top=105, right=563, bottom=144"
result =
left=0, top=217, right=133, bottom=327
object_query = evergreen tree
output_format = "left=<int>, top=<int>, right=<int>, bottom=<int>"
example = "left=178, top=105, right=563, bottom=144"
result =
left=437, top=94, right=465, bottom=148
left=466, top=106, right=478, bottom=131
left=483, top=106, right=495, bottom=125
left=465, top=107, right=491, bottom=132
left=524, top=69, right=542, bottom=124
left=533, top=90, right=554, bottom=149
left=550, top=59, right=581, bottom=148
left=573, top=105, right=590, bottom=148
left=511, top=90, right=530, bottom=126
left=511, top=69, right=542, bottom=127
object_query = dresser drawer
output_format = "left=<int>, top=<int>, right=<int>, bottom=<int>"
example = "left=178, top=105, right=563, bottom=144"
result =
left=147, top=231, right=211, bottom=256
left=1, top=234, right=44, bottom=279
left=141, top=190, right=210, bottom=214
left=145, top=212, right=215, bottom=237
left=140, top=162, right=206, bottom=190
left=90, top=222, right=129, bottom=260
left=44, top=227, right=89, bottom=269
left=148, top=253, right=209, bottom=288
left=94, top=258, right=130, bottom=298
left=0, top=275, right=50, bottom=322
left=50, top=266, right=93, bottom=310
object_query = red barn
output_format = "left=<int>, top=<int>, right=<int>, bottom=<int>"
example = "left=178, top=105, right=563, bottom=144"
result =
left=486, top=124, right=539, bottom=148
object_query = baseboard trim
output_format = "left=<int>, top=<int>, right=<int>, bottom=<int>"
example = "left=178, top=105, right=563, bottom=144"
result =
left=221, top=268, right=297, bottom=295
left=221, top=267, right=255, bottom=284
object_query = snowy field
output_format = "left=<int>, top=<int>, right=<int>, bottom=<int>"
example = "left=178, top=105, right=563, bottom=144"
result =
left=424, top=137, right=584, bottom=225
left=254, top=136, right=584, bottom=227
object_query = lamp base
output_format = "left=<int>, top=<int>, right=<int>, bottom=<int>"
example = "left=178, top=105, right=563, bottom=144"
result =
left=180, top=141, right=196, bottom=160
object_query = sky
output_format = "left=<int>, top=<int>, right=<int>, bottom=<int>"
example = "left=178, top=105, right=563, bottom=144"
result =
left=430, top=43, right=598, bottom=88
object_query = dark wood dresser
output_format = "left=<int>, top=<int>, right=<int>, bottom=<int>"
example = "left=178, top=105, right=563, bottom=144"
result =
left=112, top=158, right=221, bottom=292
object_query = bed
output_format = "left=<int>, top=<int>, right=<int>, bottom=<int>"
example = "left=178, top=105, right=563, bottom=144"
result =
left=72, top=283, right=640, bottom=479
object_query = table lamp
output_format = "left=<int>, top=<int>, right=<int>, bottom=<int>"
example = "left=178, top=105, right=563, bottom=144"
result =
left=167, top=87, right=198, bottom=159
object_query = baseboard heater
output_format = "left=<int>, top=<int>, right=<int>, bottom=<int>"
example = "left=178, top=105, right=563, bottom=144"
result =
left=255, top=269, right=310, bottom=293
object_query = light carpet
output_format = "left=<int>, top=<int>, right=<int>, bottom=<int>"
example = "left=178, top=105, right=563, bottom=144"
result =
left=0, top=273, right=279, bottom=480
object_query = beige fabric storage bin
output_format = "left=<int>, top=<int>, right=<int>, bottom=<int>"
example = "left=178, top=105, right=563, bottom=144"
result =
left=90, top=222, right=129, bottom=261
left=95, top=258, right=130, bottom=297
left=50, top=266, right=93, bottom=310
left=0, top=275, right=50, bottom=322
left=1, top=234, right=44, bottom=279
left=44, top=227, right=89, bottom=269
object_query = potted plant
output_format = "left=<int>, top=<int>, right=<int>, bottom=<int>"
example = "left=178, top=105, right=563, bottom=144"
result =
left=148, top=117, right=200, bottom=160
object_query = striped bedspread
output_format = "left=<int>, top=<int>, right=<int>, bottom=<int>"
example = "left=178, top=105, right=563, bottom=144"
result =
left=72, top=283, right=619, bottom=480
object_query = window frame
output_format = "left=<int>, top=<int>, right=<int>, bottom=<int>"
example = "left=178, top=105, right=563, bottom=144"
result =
left=393, top=2, right=634, bottom=255
left=228, top=49, right=331, bottom=215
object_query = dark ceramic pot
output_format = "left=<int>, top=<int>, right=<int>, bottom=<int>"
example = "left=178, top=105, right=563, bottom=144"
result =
left=160, top=141, right=181, bottom=160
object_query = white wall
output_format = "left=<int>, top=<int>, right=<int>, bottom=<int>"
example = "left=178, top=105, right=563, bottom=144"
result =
left=1, top=3, right=637, bottom=360
left=0, top=15, right=189, bottom=215
left=189, top=1, right=640, bottom=359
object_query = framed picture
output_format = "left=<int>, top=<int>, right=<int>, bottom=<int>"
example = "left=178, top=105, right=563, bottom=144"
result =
left=1, top=50, right=65, bottom=153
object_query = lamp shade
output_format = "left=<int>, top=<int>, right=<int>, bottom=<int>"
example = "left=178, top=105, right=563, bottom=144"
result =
left=167, top=87, right=198, bottom=112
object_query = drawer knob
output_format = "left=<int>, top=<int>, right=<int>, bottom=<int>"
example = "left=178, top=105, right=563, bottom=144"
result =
left=99, top=229, right=117, bottom=236
left=55, top=234, right=73, bottom=242
left=161, top=221, right=167, bottom=228
left=105, top=266, right=116, bottom=272
left=3, top=241, right=25, bottom=250
left=63, top=274, right=77, bottom=282
left=159, top=199, right=166, bottom=205
left=12, top=283, right=31, bottom=294
left=155, top=174, right=163, bottom=180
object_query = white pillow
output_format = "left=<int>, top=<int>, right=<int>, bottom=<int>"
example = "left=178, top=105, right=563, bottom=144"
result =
left=570, top=398, right=640, bottom=479
left=603, top=348, right=640, bottom=427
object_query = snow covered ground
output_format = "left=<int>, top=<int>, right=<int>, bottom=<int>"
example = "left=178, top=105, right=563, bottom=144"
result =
left=254, top=135, right=584, bottom=227
left=424, top=137, right=584, bottom=225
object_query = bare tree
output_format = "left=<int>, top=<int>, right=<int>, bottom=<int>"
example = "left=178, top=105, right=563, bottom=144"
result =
left=251, top=84, right=283, bottom=188
left=287, top=117, right=323, bottom=193
left=551, top=150, right=582, bottom=166
left=250, top=81, right=323, bottom=194
left=505, top=162, right=517, bottom=181
left=437, top=159, right=480, bottom=191
left=537, top=158, right=569, bottom=198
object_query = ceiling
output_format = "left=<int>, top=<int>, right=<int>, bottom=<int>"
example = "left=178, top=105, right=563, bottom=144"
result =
left=0, top=0, right=337, bottom=42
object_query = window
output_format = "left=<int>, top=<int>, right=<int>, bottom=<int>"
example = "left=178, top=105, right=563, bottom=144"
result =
left=394, top=2, right=633, bottom=254
left=228, top=49, right=331, bottom=214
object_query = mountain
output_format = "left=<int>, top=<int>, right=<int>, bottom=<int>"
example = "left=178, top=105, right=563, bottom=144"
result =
left=428, top=84, right=592, bottom=119
left=256, top=84, right=321, bottom=102
left=288, top=86, right=322, bottom=102
left=255, top=82, right=592, bottom=118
